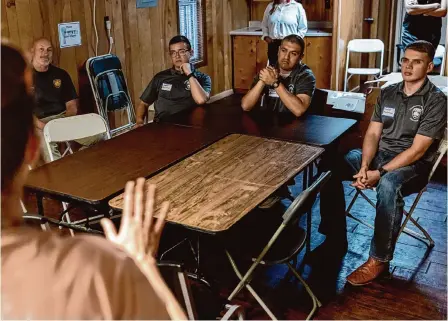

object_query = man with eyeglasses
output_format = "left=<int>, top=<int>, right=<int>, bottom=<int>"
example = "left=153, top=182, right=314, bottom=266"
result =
left=317, top=40, right=447, bottom=286
left=136, top=35, right=211, bottom=124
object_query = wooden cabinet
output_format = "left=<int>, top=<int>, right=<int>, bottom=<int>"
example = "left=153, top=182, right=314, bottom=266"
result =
left=232, top=35, right=332, bottom=92
left=302, top=36, right=332, bottom=90
left=232, top=36, right=268, bottom=92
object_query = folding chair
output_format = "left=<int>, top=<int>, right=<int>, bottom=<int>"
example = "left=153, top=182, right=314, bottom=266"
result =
left=43, top=113, right=110, bottom=233
left=225, top=171, right=332, bottom=320
left=158, top=261, right=245, bottom=320
left=344, top=39, right=384, bottom=92
left=86, top=54, right=136, bottom=136
left=346, top=129, right=448, bottom=248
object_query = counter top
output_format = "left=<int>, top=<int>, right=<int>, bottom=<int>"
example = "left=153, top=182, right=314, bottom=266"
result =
left=230, top=26, right=332, bottom=37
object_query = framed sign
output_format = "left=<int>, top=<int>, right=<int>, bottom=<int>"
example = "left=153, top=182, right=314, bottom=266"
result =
left=58, top=22, right=82, bottom=48
left=137, top=0, right=158, bottom=8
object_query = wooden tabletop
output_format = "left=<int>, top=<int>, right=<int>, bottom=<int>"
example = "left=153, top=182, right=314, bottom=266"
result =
left=109, top=134, right=324, bottom=233
left=163, top=95, right=357, bottom=147
left=25, top=123, right=225, bottom=204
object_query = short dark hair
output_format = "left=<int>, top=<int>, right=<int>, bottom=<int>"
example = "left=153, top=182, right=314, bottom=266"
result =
left=281, top=34, right=305, bottom=56
left=169, top=35, right=192, bottom=51
left=405, top=40, right=435, bottom=61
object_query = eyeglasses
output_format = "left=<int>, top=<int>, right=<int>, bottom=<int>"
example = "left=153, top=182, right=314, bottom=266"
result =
left=169, top=49, right=190, bottom=57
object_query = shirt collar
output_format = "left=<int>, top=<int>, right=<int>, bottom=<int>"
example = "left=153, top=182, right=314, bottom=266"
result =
left=398, top=77, right=431, bottom=97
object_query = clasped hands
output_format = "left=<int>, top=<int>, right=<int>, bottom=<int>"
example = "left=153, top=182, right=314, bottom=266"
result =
left=259, top=66, right=279, bottom=86
left=351, top=166, right=381, bottom=190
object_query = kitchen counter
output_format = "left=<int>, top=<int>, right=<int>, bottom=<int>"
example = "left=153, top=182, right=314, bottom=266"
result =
left=230, top=26, right=332, bottom=37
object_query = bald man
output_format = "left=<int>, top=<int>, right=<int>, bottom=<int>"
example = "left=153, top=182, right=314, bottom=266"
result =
left=31, top=38, right=100, bottom=162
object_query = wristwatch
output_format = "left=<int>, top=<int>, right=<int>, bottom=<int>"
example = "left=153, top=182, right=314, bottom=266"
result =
left=272, top=80, right=280, bottom=88
left=186, top=72, right=195, bottom=79
left=378, top=167, right=388, bottom=177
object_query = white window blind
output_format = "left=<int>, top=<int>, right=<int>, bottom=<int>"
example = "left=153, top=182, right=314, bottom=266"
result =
left=178, top=0, right=205, bottom=64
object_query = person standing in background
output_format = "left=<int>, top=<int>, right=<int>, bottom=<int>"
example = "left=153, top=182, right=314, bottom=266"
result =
left=402, top=0, right=447, bottom=66
left=261, top=0, right=308, bottom=66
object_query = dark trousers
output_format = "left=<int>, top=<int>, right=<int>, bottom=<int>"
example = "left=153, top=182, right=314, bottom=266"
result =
left=319, top=149, right=430, bottom=262
left=267, top=40, right=282, bottom=66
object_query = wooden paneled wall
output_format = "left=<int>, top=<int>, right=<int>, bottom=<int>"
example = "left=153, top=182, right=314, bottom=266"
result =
left=2, top=0, right=249, bottom=106
left=250, top=0, right=333, bottom=22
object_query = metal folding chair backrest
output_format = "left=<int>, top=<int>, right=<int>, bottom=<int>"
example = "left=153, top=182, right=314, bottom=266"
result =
left=282, top=171, right=332, bottom=226
left=428, top=127, right=448, bottom=181
left=345, top=39, right=384, bottom=91
left=348, top=39, right=384, bottom=53
left=86, top=54, right=136, bottom=136
left=43, top=113, right=110, bottom=162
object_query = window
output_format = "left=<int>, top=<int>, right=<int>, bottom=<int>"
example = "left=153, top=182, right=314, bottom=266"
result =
left=178, top=0, right=206, bottom=66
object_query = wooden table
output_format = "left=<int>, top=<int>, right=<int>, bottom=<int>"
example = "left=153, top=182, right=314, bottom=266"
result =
left=163, top=95, right=357, bottom=148
left=25, top=123, right=225, bottom=215
left=109, top=134, right=324, bottom=233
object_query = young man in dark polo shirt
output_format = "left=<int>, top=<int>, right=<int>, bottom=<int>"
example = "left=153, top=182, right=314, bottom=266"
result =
left=136, top=36, right=211, bottom=124
left=241, top=34, right=316, bottom=117
left=318, top=40, right=447, bottom=286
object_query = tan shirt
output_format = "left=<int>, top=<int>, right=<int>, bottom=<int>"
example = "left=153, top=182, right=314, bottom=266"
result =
left=1, top=227, right=170, bottom=320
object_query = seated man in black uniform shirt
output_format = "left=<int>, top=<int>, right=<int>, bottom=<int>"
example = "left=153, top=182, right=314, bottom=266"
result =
left=241, top=34, right=316, bottom=117
left=135, top=35, right=212, bottom=124
left=32, top=38, right=100, bottom=162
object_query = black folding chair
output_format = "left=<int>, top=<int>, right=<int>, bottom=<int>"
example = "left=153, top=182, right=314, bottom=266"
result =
left=225, top=171, right=332, bottom=320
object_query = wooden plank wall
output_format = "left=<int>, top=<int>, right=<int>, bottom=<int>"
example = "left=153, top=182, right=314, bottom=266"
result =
left=330, top=0, right=364, bottom=91
left=1, top=0, right=249, bottom=106
left=250, top=0, right=333, bottom=22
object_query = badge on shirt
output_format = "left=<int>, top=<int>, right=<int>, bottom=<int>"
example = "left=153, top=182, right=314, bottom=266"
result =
left=184, top=80, right=191, bottom=91
left=288, top=84, right=294, bottom=93
left=382, top=107, right=395, bottom=118
left=161, top=83, right=172, bottom=91
left=409, top=105, right=423, bottom=122
left=268, top=88, right=279, bottom=98
left=53, top=79, right=61, bottom=88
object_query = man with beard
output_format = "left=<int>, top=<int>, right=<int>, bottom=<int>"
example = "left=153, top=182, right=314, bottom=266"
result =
left=241, top=34, right=316, bottom=117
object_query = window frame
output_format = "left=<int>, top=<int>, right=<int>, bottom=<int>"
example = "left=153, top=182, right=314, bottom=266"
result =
left=176, top=0, right=207, bottom=68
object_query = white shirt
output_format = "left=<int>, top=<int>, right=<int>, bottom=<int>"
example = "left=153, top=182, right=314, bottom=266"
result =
left=261, top=1, right=308, bottom=40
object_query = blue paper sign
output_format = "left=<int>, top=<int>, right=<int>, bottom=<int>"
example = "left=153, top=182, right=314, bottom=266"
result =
left=137, top=0, right=158, bottom=8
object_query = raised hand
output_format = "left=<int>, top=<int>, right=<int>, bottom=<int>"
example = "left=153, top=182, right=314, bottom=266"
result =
left=101, top=178, right=169, bottom=263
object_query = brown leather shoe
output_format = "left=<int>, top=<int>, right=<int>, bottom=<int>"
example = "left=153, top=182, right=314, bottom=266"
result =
left=346, top=257, right=390, bottom=286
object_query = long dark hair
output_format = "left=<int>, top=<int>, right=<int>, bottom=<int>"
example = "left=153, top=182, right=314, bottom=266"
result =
left=1, top=44, right=35, bottom=191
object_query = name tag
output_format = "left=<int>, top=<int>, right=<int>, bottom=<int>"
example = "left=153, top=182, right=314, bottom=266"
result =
left=268, top=88, right=279, bottom=98
left=382, top=107, right=395, bottom=118
left=161, top=83, right=172, bottom=91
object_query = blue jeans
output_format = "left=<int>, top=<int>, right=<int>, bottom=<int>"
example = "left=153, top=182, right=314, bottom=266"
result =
left=319, top=149, right=430, bottom=262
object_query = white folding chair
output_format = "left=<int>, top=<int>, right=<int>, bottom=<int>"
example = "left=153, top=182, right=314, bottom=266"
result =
left=43, top=113, right=111, bottom=234
left=43, top=113, right=111, bottom=162
left=344, top=39, right=384, bottom=92
left=346, top=128, right=448, bottom=248
left=435, top=45, right=446, bottom=76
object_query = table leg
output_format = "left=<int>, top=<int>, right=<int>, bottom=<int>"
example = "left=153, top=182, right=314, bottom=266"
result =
left=36, top=193, right=44, bottom=217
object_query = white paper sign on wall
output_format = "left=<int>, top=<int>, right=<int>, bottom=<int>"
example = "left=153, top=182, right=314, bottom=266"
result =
left=58, top=22, right=82, bottom=48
